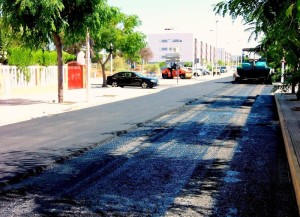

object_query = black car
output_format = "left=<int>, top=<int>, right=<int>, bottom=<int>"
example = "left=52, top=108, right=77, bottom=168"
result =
left=107, top=71, right=159, bottom=88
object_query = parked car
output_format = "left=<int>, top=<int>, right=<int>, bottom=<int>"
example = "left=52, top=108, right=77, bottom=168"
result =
left=213, top=67, right=221, bottom=76
left=220, top=66, right=227, bottom=73
left=107, top=71, right=159, bottom=88
left=192, top=68, right=201, bottom=77
left=203, top=69, right=211, bottom=75
left=193, top=68, right=210, bottom=76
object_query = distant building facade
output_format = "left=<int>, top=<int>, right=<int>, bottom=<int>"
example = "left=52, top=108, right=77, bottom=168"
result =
left=147, top=33, right=194, bottom=63
left=147, top=32, right=232, bottom=67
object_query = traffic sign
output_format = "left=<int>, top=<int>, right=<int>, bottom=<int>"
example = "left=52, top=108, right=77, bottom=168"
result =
left=166, top=57, right=180, bottom=63
left=165, top=52, right=180, bottom=62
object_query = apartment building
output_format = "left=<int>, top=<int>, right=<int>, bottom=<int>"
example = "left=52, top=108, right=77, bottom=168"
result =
left=147, top=33, right=194, bottom=63
left=147, top=32, right=231, bottom=67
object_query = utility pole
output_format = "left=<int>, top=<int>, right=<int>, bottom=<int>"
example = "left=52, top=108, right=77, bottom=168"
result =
left=110, top=43, right=113, bottom=76
left=215, top=20, right=219, bottom=73
left=86, top=28, right=91, bottom=101
left=281, top=57, right=285, bottom=83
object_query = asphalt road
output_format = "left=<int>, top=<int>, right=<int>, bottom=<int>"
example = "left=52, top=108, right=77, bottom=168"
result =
left=0, top=77, right=298, bottom=216
left=0, top=77, right=228, bottom=185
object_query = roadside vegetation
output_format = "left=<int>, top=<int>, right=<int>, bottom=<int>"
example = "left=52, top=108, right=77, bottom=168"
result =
left=3, top=1, right=299, bottom=101
left=0, top=1, right=152, bottom=103
left=214, top=0, right=300, bottom=98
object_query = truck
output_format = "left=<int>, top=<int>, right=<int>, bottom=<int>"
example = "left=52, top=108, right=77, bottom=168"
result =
left=233, top=47, right=272, bottom=84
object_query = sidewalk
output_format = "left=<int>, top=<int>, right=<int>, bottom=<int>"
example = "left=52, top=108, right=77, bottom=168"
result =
left=275, top=93, right=300, bottom=211
left=0, top=76, right=220, bottom=126
left=0, top=84, right=154, bottom=126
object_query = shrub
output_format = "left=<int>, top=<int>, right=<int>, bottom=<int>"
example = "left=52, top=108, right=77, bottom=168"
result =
left=183, top=62, right=192, bottom=67
left=158, top=61, right=167, bottom=69
left=144, top=63, right=160, bottom=73
left=112, top=56, right=127, bottom=72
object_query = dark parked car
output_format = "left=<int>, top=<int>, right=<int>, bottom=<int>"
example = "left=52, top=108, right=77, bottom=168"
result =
left=107, top=71, right=159, bottom=88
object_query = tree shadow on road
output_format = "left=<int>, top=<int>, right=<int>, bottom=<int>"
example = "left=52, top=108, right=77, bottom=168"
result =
left=0, top=93, right=298, bottom=216
left=0, top=98, right=48, bottom=106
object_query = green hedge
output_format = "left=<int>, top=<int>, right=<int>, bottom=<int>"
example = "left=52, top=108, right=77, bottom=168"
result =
left=7, top=47, right=76, bottom=67
left=144, top=63, right=160, bottom=73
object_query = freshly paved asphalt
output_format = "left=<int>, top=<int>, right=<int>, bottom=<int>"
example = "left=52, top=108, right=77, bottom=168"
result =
left=0, top=75, right=224, bottom=184
left=0, top=75, right=299, bottom=213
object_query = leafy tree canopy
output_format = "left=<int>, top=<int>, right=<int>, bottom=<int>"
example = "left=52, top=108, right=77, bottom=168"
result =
left=91, top=7, right=146, bottom=62
left=90, top=7, right=147, bottom=86
left=0, top=0, right=109, bottom=48
left=0, top=0, right=111, bottom=102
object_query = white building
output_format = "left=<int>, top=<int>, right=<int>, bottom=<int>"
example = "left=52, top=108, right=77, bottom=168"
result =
left=217, top=48, right=232, bottom=65
left=147, top=33, right=194, bottom=63
left=147, top=32, right=232, bottom=67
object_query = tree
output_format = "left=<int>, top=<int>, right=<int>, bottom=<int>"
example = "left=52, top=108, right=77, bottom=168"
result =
left=0, top=22, right=6, bottom=64
left=120, top=32, right=147, bottom=65
left=214, top=0, right=300, bottom=98
left=140, top=47, right=154, bottom=71
left=90, top=7, right=147, bottom=87
left=0, top=17, right=22, bottom=64
left=0, top=0, right=110, bottom=103
left=140, top=47, right=153, bottom=63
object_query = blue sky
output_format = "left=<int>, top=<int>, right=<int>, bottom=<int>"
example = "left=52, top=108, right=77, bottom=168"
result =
left=107, top=0, right=260, bottom=54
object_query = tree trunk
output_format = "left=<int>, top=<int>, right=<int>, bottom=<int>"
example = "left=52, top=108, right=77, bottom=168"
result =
left=53, top=32, right=64, bottom=103
left=292, top=82, right=296, bottom=93
left=99, top=56, right=111, bottom=88
left=101, top=63, right=107, bottom=87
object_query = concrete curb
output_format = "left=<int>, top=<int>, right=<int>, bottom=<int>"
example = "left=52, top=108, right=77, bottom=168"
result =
left=275, top=93, right=300, bottom=214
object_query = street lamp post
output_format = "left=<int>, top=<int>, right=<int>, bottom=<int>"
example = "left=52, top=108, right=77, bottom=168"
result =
left=209, top=30, right=214, bottom=74
left=109, top=43, right=113, bottom=76
left=281, top=57, right=285, bottom=83
left=215, top=20, right=219, bottom=75
left=86, top=28, right=91, bottom=101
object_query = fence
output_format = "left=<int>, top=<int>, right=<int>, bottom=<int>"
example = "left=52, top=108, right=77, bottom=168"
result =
left=0, top=65, right=67, bottom=97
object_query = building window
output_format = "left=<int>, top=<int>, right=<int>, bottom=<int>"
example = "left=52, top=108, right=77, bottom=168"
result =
left=161, top=47, right=168, bottom=51
left=161, top=39, right=169, bottom=43
left=172, top=39, right=182, bottom=42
